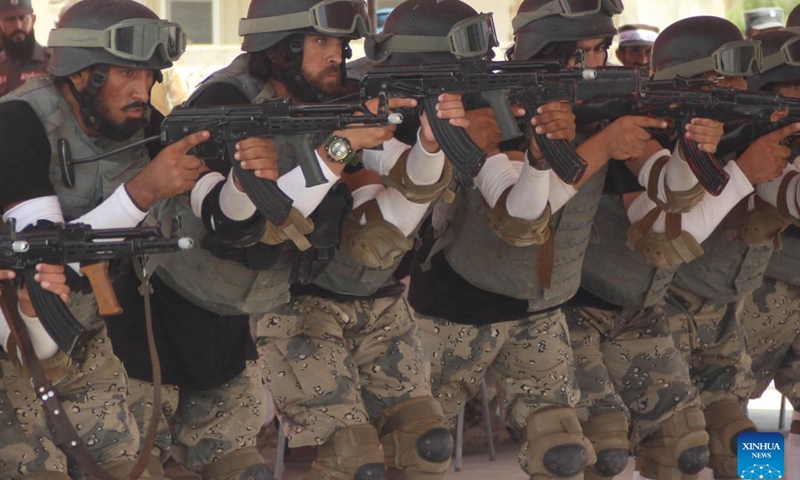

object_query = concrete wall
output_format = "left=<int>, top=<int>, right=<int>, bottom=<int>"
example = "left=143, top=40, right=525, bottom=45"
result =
left=27, top=0, right=747, bottom=101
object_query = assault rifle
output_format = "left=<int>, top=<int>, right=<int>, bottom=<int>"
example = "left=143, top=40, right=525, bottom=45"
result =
left=360, top=57, right=601, bottom=184
left=566, top=82, right=786, bottom=196
left=59, top=98, right=403, bottom=228
left=0, top=221, right=193, bottom=357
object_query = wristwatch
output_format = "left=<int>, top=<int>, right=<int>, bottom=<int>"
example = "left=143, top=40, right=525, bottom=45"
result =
left=323, top=134, right=358, bottom=165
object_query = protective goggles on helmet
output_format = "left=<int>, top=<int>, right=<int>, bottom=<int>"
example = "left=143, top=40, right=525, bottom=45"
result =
left=365, top=13, right=499, bottom=61
left=512, top=0, right=623, bottom=33
left=761, top=35, right=800, bottom=72
left=653, top=40, right=762, bottom=81
left=48, top=18, right=186, bottom=63
left=239, top=0, right=370, bottom=38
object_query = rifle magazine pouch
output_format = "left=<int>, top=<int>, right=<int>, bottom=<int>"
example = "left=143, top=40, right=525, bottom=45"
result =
left=647, top=155, right=705, bottom=214
left=261, top=207, right=314, bottom=251
left=385, top=152, right=453, bottom=204
left=342, top=200, right=412, bottom=270
left=487, top=191, right=552, bottom=247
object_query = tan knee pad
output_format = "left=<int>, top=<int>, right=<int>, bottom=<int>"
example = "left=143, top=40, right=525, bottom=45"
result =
left=378, top=397, right=453, bottom=480
left=636, top=406, right=709, bottom=480
left=18, top=472, right=72, bottom=480
left=200, top=446, right=273, bottom=480
left=704, top=398, right=757, bottom=479
left=307, top=425, right=385, bottom=480
left=581, top=412, right=630, bottom=480
left=521, top=407, right=596, bottom=480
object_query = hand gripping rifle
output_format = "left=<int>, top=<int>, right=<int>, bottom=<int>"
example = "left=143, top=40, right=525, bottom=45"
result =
left=714, top=93, right=800, bottom=158
left=0, top=221, right=193, bottom=357
left=60, top=98, right=402, bottom=228
left=574, top=79, right=800, bottom=195
left=359, top=57, right=600, bottom=184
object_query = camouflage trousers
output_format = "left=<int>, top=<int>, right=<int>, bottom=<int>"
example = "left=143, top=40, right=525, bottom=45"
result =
left=0, top=326, right=140, bottom=479
left=252, top=294, right=431, bottom=447
left=564, top=304, right=699, bottom=443
left=740, top=276, right=800, bottom=410
left=414, top=309, right=579, bottom=432
left=665, top=285, right=756, bottom=406
left=127, top=361, right=266, bottom=473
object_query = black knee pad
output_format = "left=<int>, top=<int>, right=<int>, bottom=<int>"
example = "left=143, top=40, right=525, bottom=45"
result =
left=416, top=427, right=454, bottom=464
left=678, top=445, right=710, bottom=475
left=354, top=463, right=386, bottom=480
left=593, top=448, right=629, bottom=477
left=543, top=444, right=590, bottom=477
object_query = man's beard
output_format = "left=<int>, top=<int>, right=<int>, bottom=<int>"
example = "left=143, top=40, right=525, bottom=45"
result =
left=92, top=98, right=150, bottom=142
left=2, top=28, right=35, bottom=60
left=274, top=61, right=343, bottom=103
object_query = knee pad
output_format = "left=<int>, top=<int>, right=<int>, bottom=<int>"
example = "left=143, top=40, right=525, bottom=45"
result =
left=636, top=406, right=710, bottom=480
left=378, top=397, right=453, bottom=479
left=704, top=398, right=757, bottom=479
left=200, top=446, right=274, bottom=480
left=522, top=407, right=596, bottom=480
left=581, top=412, right=630, bottom=480
left=309, top=425, right=385, bottom=480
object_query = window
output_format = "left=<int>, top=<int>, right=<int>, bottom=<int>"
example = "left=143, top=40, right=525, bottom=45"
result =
left=167, top=0, right=213, bottom=44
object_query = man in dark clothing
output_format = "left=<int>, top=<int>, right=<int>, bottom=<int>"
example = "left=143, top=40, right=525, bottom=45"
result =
left=0, top=0, right=49, bottom=96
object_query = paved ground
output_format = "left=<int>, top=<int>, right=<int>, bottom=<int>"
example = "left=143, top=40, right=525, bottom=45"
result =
left=267, top=382, right=792, bottom=480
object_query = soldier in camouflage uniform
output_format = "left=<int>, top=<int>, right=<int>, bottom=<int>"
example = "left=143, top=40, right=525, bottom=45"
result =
left=0, top=0, right=212, bottom=478
left=652, top=17, right=800, bottom=480
left=738, top=28, right=800, bottom=476
left=407, top=1, right=693, bottom=479
left=233, top=0, right=472, bottom=478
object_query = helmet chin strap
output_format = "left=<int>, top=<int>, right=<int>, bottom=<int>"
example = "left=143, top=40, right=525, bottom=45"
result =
left=67, top=65, right=109, bottom=130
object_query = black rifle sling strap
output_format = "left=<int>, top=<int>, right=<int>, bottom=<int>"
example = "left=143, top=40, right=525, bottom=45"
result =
left=0, top=277, right=161, bottom=480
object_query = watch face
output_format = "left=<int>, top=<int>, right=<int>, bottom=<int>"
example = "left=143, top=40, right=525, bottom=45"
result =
left=329, top=139, right=350, bottom=161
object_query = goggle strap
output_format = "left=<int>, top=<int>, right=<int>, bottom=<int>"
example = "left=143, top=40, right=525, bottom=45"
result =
left=48, top=28, right=110, bottom=48
left=372, top=35, right=452, bottom=55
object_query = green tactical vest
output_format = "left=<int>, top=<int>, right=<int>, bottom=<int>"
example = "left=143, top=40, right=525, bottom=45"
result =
left=442, top=161, right=607, bottom=311
left=673, top=226, right=774, bottom=303
left=0, top=76, right=150, bottom=329
left=152, top=55, right=294, bottom=316
left=581, top=193, right=676, bottom=310
left=766, top=230, right=800, bottom=285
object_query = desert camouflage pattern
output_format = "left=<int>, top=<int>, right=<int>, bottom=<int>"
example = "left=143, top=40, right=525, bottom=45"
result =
left=414, top=309, right=578, bottom=430
left=0, top=327, right=139, bottom=479
left=565, top=305, right=699, bottom=443
left=741, top=276, right=800, bottom=409
left=665, top=285, right=756, bottom=406
left=252, top=294, right=431, bottom=447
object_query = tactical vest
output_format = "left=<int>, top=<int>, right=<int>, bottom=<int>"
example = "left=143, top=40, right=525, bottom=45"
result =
left=442, top=162, right=607, bottom=311
left=0, top=76, right=150, bottom=329
left=312, top=246, right=402, bottom=296
left=152, top=55, right=294, bottom=316
left=766, top=227, right=800, bottom=285
left=581, top=194, right=677, bottom=310
left=673, top=226, right=774, bottom=303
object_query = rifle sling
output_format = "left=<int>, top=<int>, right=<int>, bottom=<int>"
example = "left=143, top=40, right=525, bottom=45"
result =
left=0, top=278, right=161, bottom=480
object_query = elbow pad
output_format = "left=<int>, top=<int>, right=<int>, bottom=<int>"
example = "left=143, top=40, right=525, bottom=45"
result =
left=201, top=182, right=267, bottom=248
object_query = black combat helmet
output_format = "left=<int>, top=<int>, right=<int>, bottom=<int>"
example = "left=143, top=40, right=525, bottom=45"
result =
left=511, top=0, right=619, bottom=61
left=364, top=0, right=498, bottom=65
left=788, top=3, right=800, bottom=28
left=748, top=30, right=800, bottom=91
left=651, top=16, right=761, bottom=80
left=48, top=0, right=184, bottom=77
left=239, top=0, right=370, bottom=53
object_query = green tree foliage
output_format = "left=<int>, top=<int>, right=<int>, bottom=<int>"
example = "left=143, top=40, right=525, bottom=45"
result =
left=727, top=0, right=799, bottom=33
